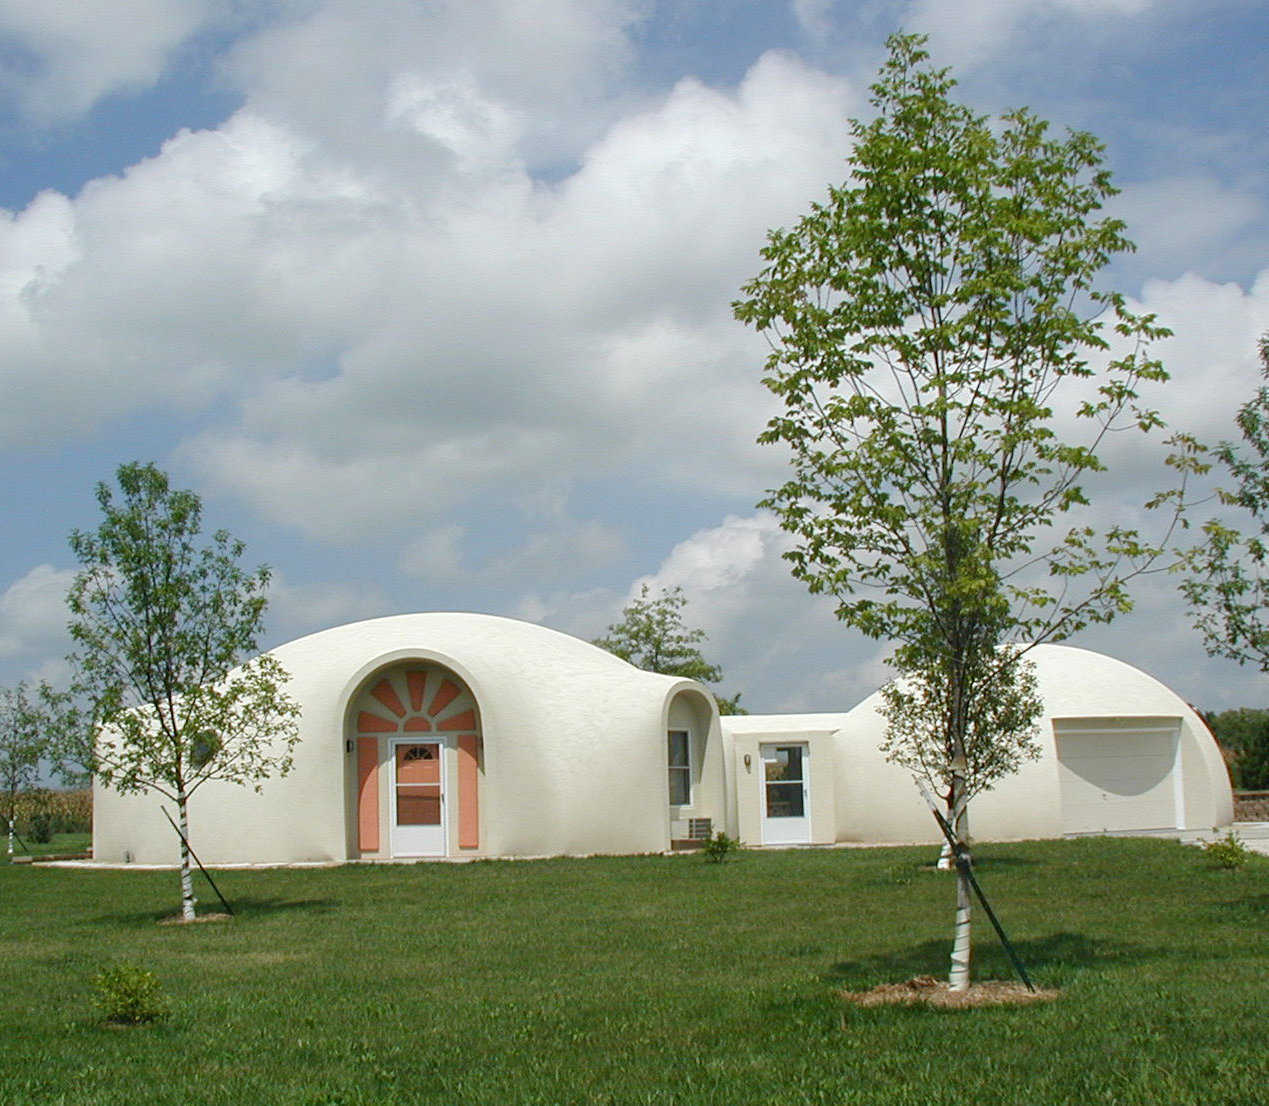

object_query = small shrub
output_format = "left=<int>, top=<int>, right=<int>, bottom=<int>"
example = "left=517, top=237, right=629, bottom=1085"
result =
left=1201, top=830, right=1253, bottom=870
left=27, top=811, right=53, bottom=844
left=702, top=831, right=740, bottom=863
left=93, top=963, right=169, bottom=1025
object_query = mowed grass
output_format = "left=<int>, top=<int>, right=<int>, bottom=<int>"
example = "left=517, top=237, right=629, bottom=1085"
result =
left=2, top=832, right=92, bottom=862
left=1, top=839, right=1266, bottom=1105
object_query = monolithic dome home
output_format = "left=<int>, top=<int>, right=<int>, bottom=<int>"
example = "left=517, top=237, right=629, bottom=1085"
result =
left=92, top=614, right=1234, bottom=865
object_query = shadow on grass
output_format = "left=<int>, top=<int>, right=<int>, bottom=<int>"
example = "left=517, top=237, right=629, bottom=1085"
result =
left=1214, top=893, right=1269, bottom=918
left=88, top=896, right=341, bottom=926
left=822, top=931, right=1165, bottom=987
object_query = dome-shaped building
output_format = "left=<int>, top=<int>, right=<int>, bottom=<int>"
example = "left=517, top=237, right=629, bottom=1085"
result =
left=92, top=613, right=723, bottom=865
left=721, top=643, right=1234, bottom=847
left=93, top=624, right=1234, bottom=864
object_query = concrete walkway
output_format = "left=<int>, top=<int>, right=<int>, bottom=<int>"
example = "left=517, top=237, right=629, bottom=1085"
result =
left=1231, top=822, right=1269, bottom=855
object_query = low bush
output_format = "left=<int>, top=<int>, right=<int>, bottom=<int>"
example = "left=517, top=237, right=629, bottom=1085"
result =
left=1201, top=830, right=1253, bottom=870
left=93, top=963, right=169, bottom=1025
left=702, top=830, right=741, bottom=863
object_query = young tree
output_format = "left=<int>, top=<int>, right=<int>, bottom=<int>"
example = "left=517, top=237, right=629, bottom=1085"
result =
left=734, top=34, right=1188, bottom=988
left=65, top=462, right=301, bottom=920
left=593, top=585, right=746, bottom=714
left=1182, top=334, right=1269, bottom=673
left=0, top=683, right=47, bottom=857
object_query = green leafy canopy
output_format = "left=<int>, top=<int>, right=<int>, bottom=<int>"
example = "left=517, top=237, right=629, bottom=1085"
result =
left=593, top=585, right=745, bottom=714
left=1182, top=334, right=1269, bottom=673
left=733, top=33, right=1195, bottom=803
left=62, top=462, right=300, bottom=804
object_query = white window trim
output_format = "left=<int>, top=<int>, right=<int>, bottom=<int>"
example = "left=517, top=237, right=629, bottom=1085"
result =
left=668, top=728, right=692, bottom=807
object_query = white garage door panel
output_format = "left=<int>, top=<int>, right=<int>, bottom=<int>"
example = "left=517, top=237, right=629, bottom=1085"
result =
left=1056, top=722, right=1180, bottom=834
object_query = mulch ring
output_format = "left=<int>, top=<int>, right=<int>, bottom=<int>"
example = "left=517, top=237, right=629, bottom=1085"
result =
left=157, top=912, right=232, bottom=926
left=842, top=975, right=1059, bottom=1009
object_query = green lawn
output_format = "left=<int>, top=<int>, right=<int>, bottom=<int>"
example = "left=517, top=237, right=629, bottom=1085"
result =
left=2, top=832, right=92, bottom=862
left=0, top=839, right=1265, bottom=1105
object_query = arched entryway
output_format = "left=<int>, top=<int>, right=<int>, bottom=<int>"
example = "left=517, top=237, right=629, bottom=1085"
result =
left=349, top=663, right=483, bottom=858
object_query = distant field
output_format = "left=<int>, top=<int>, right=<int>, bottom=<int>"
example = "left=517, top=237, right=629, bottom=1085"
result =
left=0, top=839, right=1265, bottom=1105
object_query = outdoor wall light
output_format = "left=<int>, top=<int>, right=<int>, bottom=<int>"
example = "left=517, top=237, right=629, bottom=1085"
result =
left=743, top=753, right=751, bottom=769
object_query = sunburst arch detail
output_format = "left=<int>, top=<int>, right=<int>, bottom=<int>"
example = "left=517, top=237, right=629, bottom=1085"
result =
left=355, top=665, right=479, bottom=736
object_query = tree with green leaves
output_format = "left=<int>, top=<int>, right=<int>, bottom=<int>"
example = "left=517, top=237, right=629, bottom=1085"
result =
left=0, top=683, right=47, bottom=857
left=734, top=34, right=1190, bottom=989
left=64, top=462, right=301, bottom=920
left=1203, top=707, right=1269, bottom=791
left=593, top=585, right=745, bottom=714
left=1182, top=334, right=1269, bottom=675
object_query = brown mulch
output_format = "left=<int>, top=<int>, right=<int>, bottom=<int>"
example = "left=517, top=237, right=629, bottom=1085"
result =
left=157, top=912, right=232, bottom=926
left=841, top=975, right=1059, bottom=1009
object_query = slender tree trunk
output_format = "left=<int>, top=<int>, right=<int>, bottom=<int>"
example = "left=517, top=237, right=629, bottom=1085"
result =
left=948, top=772, right=971, bottom=992
left=6, top=815, right=13, bottom=857
left=177, top=791, right=196, bottom=921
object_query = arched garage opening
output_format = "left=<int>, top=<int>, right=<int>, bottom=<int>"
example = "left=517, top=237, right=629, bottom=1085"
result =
left=1054, top=716, right=1183, bottom=834
left=346, top=662, right=483, bottom=858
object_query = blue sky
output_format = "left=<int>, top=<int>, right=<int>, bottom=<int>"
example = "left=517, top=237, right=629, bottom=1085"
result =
left=0, top=0, right=1265, bottom=715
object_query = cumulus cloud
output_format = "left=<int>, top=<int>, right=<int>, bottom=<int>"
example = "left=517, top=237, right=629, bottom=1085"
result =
left=262, top=571, right=396, bottom=650
left=902, top=0, right=1156, bottom=71
left=0, top=563, right=74, bottom=665
left=1112, top=177, right=1266, bottom=284
left=0, top=0, right=226, bottom=122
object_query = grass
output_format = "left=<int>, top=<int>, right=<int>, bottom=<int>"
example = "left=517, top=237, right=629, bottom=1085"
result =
left=2, top=832, right=92, bottom=862
left=0, top=838, right=1266, bottom=1105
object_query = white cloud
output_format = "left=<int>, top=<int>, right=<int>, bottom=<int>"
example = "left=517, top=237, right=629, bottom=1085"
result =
left=790, top=0, right=835, bottom=39
left=903, top=0, right=1157, bottom=71
left=0, top=563, right=74, bottom=662
left=263, top=571, right=395, bottom=648
left=0, top=0, right=226, bottom=122
left=1112, top=177, right=1265, bottom=283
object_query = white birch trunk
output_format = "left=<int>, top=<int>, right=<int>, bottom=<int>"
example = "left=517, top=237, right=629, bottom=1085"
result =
left=948, top=777, right=971, bottom=991
left=178, top=793, right=196, bottom=921
left=7, top=816, right=13, bottom=857
left=950, top=863, right=972, bottom=991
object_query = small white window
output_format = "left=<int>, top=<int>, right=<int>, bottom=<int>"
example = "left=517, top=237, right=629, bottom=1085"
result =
left=668, top=730, right=691, bottom=806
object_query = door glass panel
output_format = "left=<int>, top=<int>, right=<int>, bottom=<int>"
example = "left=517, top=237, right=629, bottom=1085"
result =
left=766, top=782, right=805, bottom=818
left=765, top=746, right=802, bottom=782
left=396, top=743, right=442, bottom=825
left=396, top=743, right=439, bottom=784
left=397, top=788, right=441, bottom=825
left=764, top=746, right=805, bottom=817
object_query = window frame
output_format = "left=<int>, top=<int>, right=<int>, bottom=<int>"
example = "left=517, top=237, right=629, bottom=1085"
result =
left=667, top=728, right=692, bottom=807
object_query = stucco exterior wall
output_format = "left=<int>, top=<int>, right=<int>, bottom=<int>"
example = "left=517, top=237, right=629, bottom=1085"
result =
left=93, top=613, right=716, bottom=865
left=722, top=717, right=842, bottom=846
left=825, top=643, right=1233, bottom=845
left=92, top=624, right=1232, bottom=866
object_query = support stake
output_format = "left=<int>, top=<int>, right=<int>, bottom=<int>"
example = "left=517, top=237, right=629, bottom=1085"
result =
left=914, top=779, right=1035, bottom=993
left=161, top=807, right=234, bottom=917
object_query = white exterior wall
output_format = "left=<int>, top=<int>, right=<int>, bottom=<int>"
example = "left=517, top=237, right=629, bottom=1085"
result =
left=92, top=624, right=1232, bottom=865
left=825, top=643, right=1232, bottom=845
left=667, top=689, right=726, bottom=839
left=722, top=716, right=843, bottom=846
left=93, top=614, right=719, bottom=865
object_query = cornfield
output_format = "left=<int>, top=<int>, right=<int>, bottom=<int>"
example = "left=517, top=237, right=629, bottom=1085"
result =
left=4, top=789, right=92, bottom=836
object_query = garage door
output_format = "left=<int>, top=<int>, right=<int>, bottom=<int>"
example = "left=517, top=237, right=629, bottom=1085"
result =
left=1055, top=719, right=1181, bottom=834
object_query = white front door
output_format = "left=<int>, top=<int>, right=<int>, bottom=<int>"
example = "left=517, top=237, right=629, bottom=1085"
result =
left=391, top=739, right=446, bottom=856
left=760, top=743, right=811, bottom=845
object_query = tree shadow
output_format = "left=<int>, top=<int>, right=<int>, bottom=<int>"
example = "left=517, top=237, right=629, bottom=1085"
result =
left=821, top=931, right=1164, bottom=987
left=1213, top=893, right=1269, bottom=919
left=88, top=896, right=340, bottom=926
